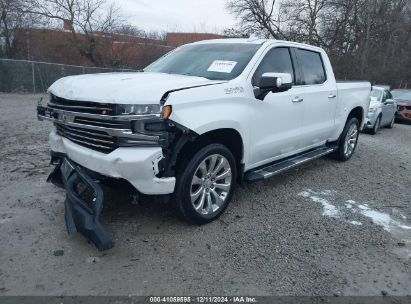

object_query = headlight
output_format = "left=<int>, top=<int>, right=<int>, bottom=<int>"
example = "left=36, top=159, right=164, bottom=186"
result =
left=117, top=104, right=172, bottom=148
left=38, top=92, right=52, bottom=107
left=117, top=104, right=161, bottom=115
left=368, top=107, right=379, bottom=113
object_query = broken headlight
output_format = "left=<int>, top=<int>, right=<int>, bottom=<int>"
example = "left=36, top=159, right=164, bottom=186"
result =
left=116, top=104, right=172, bottom=148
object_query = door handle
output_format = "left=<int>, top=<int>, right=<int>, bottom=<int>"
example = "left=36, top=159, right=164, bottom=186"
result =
left=328, top=94, right=337, bottom=99
left=292, top=97, right=304, bottom=103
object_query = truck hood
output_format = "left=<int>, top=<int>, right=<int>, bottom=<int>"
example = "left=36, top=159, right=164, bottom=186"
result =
left=48, top=72, right=224, bottom=104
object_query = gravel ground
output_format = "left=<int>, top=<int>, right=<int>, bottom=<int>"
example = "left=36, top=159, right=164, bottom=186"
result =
left=0, top=93, right=410, bottom=296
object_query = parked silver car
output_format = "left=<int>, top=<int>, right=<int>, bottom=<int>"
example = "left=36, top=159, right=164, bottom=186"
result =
left=365, top=87, right=397, bottom=134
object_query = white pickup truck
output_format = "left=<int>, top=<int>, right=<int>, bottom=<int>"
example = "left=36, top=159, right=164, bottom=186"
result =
left=37, top=38, right=371, bottom=250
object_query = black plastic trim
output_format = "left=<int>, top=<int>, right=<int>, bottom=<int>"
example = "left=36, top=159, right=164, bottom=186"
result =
left=159, top=120, right=198, bottom=177
left=62, top=158, right=114, bottom=251
left=48, top=156, right=114, bottom=251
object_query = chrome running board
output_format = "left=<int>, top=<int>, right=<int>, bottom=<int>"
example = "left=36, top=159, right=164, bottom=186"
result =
left=244, top=146, right=337, bottom=183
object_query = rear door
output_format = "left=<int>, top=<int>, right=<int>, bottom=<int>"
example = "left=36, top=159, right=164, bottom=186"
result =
left=293, top=48, right=338, bottom=149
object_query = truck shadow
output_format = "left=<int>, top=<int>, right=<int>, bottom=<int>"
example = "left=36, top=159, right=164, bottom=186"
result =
left=99, top=155, right=339, bottom=229
left=99, top=179, right=182, bottom=228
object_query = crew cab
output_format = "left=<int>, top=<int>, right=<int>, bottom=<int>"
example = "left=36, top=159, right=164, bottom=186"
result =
left=37, top=39, right=371, bottom=250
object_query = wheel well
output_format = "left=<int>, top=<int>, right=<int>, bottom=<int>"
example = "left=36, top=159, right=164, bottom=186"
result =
left=348, top=107, right=364, bottom=125
left=176, top=128, right=244, bottom=175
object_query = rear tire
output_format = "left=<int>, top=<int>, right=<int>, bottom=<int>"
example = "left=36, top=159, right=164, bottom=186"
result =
left=333, top=117, right=360, bottom=162
left=387, top=116, right=395, bottom=129
left=174, top=144, right=237, bottom=224
left=370, top=116, right=381, bottom=135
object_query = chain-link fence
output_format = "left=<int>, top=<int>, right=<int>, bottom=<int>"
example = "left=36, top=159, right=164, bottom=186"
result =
left=0, top=58, right=136, bottom=93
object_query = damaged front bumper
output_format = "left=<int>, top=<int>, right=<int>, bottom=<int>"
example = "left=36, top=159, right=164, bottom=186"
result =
left=50, top=157, right=114, bottom=251
left=49, top=129, right=176, bottom=195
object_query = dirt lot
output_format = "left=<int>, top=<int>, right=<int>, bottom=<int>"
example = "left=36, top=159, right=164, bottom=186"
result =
left=0, top=93, right=410, bottom=296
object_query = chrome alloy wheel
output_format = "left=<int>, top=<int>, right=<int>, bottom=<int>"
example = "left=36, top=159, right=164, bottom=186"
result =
left=190, top=154, right=232, bottom=215
left=344, top=123, right=358, bottom=158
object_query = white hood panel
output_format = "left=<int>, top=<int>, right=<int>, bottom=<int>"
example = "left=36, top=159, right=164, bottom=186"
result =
left=48, top=72, right=222, bottom=104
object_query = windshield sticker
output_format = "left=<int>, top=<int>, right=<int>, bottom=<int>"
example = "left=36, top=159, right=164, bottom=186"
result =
left=207, top=60, right=238, bottom=73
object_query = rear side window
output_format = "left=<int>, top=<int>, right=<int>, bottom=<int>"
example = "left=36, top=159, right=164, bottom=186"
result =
left=295, top=49, right=326, bottom=85
left=252, top=47, right=295, bottom=86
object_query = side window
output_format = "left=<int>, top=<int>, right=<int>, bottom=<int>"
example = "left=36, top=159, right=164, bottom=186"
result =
left=295, top=49, right=326, bottom=85
left=252, top=47, right=295, bottom=87
left=382, top=91, right=388, bottom=101
left=387, top=90, right=393, bottom=100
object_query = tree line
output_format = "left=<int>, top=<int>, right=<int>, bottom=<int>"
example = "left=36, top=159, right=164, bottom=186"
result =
left=0, top=0, right=167, bottom=67
left=226, top=0, right=411, bottom=88
left=1, top=0, right=410, bottom=87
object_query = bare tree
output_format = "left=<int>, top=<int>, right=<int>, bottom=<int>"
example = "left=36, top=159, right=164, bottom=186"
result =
left=325, top=0, right=411, bottom=82
left=281, top=0, right=328, bottom=45
left=228, top=0, right=411, bottom=88
left=29, top=0, right=124, bottom=66
left=0, top=0, right=37, bottom=57
left=223, top=27, right=250, bottom=38
left=115, top=24, right=166, bottom=42
left=226, top=0, right=287, bottom=39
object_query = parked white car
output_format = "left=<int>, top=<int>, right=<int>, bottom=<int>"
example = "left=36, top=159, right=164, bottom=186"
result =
left=365, top=86, right=397, bottom=134
left=37, top=38, right=371, bottom=250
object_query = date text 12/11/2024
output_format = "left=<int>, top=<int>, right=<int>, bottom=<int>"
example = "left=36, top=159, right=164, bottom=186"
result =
left=149, top=297, right=257, bottom=303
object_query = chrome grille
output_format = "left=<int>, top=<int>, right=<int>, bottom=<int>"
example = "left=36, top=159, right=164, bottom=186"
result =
left=38, top=96, right=165, bottom=154
left=55, top=123, right=117, bottom=152
left=73, top=117, right=130, bottom=129
left=50, top=95, right=116, bottom=115
left=50, top=97, right=123, bottom=152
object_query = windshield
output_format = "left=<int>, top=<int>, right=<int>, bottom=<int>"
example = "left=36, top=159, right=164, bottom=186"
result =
left=392, top=90, right=411, bottom=100
left=370, top=89, right=382, bottom=100
left=145, top=43, right=261, bottom=80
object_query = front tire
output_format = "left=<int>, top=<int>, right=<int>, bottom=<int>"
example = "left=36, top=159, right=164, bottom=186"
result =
left=334, top=117, right=360, bottom=161
left=370, top=115, right=381, bottom=135
left=174, top=144, right=237, bottom=224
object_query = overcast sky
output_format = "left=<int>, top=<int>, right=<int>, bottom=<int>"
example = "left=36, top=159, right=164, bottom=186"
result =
left=116, top=0, right=237, bottom=33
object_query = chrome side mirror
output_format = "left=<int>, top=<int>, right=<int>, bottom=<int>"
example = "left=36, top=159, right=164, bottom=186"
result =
left=256, top=73, right=293, bottom=100
left=259, top=73, right=293, bottom=91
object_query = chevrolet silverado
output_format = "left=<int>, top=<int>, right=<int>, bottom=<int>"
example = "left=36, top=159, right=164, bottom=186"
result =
left=37, top=39, right=371, bottom=250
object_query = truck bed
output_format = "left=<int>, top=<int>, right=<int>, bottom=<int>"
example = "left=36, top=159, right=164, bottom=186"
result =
left=334, top=80, right=371, bottom=135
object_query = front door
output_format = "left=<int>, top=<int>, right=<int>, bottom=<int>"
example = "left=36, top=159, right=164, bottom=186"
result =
left=248, top=47, right=305, bottom=168
left=381, top=90, right=396, bottom=125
